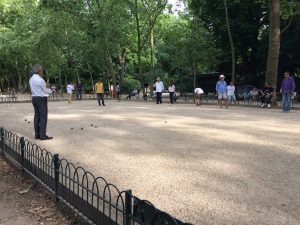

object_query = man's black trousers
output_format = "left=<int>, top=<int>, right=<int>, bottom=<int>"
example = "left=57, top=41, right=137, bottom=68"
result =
left=32, top=97, right=48, bottom=138
left=156, top=92, right=162, bottom=104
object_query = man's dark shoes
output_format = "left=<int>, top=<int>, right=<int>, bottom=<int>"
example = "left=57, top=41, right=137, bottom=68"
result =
left=40, top=136, right=53, bottom=140
left=35, top=136, right=40, bottom=140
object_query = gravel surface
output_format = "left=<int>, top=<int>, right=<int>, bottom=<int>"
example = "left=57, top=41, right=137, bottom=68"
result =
left=0, top=101, right=299, bottom=225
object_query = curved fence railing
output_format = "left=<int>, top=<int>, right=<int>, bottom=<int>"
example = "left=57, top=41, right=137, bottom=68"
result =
left=0, top=127, right=192, bottom=225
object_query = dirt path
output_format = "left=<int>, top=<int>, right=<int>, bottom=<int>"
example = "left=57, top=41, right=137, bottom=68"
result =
left=0, top=156, right=73, bottom=225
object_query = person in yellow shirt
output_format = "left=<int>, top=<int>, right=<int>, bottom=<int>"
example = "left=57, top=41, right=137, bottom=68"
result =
left=95, top=80, right=105, bottom=106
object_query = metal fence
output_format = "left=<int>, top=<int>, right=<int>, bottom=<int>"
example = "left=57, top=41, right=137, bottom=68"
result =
left=0, top=128, right=192, bottom=225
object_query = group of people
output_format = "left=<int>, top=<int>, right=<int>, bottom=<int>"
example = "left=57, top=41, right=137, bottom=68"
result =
left=66, top=82, right=83, bottom=103
left=153, top=77, right=176, bottom=104
left=28, top=64, right=297, bottom=141
left=213, top=72, right=296, bottom=112
left=49, top=82, right=83, bottom=103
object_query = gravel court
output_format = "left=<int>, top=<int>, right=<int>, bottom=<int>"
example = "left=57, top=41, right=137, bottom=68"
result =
left=0, top=101, right=299, bottom=225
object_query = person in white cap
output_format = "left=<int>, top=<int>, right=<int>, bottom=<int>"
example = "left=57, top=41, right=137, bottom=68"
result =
left=194, top=87, right=204, bottom=106
left=153, top=77, right=164, bottom=104
left=216, top=74, right=228, bottom=108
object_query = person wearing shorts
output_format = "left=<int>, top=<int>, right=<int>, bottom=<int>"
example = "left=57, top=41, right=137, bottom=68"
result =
left=216, top=74, right=228, bottom=108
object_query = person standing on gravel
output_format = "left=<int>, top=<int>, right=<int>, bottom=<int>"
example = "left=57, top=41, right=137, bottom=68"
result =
left=66, top=82, right=74, bottom=104
left=168, top=81, right=175, bottom=104
left=153, top=77, right=164, bottom=104
left=280, top=71, right=295, bottom=112
left=95, top=80, right=105, bottom=106
left=116, top=82, right=121, bottom=101
left=227, top=82, right=236, bottom=104
left=29, top=65, right=53, bottom=140
left=216, top=74, right=228, bottom=108
left=76, top=81, right=83, bottom=100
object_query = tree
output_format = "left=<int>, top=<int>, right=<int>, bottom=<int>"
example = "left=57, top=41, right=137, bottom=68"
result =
left=129, top=0, right=167, bottom=91
left=265, top=0, right=280, bottom=104
left=223, top=0, right=235, bottom=82
left=155, top=13, right=220, bottom=91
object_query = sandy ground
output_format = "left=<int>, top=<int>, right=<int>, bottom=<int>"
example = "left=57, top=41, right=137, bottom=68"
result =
left=0, top=100, right=299, bottom=225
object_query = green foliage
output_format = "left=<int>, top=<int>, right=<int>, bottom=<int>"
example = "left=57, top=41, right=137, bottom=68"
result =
left=0, top=0, right=298, bottom=92
left=123, top=75, right=141, bottom=93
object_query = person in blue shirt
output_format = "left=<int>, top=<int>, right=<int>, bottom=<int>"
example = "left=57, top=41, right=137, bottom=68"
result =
left=216, top=74, right=228, bottom=108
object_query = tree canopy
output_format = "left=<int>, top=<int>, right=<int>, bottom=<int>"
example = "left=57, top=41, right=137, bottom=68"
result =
left=0, top=0, right=299, bottom=93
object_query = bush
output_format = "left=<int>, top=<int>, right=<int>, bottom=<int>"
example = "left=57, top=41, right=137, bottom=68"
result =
left=122, top=76, right=141, bottom=93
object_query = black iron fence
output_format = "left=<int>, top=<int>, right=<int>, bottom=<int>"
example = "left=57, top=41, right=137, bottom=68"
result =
left=0, top=128, right=192, bottom=225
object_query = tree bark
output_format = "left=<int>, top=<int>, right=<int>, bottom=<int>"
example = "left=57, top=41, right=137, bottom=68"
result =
left=134, top=0, right=144, bottom=92
left=87, top=63, right=94, bottom=92
left=266, top=0, right=280, bottom=105
left=224, top=0, right=235, bottom=82
left=119, top=48, right=126, bottom=92
left=15, top=60, right=22, bottom=92
left=150, top=21, right=154, bottom=68
left=193, top=63, right=197, bottom=91
left=109, top=55, right=116, bottom=98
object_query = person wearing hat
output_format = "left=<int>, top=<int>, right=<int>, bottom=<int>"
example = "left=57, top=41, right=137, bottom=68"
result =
left=153, top=77, right=164, bottom=104
left=216, top=74, right=228, bottom=108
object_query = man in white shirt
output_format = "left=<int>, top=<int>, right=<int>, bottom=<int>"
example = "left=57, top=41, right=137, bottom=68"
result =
left=194, top=87, right=204, bottom=106
left=227, top=82, right=236, bottom=104
left=29, top=65, right=53, bottom=140
left=153, top=77, right=164, bottom=104
left=66, top=83, right=74, bottom=104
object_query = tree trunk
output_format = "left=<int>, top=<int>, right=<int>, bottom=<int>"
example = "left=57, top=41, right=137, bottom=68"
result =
left=59, top=72, right=63, bottom=97
left=266, top=0, right=280, bottom=105
left=119, top=48, right=126, bottom=92
left=192, top=63, right=197, bottom=103
left=150, top=21, right=154, bottom=68
left=135, top=0, right=144, bottom=93
left=193, top=63, right=197, bottom=90
left=76, top=69, right=80, bottom=83
left=224, top=0, right=235, bottom=82
left=15, top=60, right=22, bottom=92
left=87, top=63, right=94, bottom=92
left=109, top=56, right=116, bottom=98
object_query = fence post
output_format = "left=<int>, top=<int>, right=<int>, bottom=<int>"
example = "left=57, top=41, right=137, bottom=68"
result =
left=53, top=154, right=60, bottom=202
left=20, top=137, right=25, bottom=171
left=125, top=189, right=133, bottom=225
left=1, top=128, right=4, bottom=154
